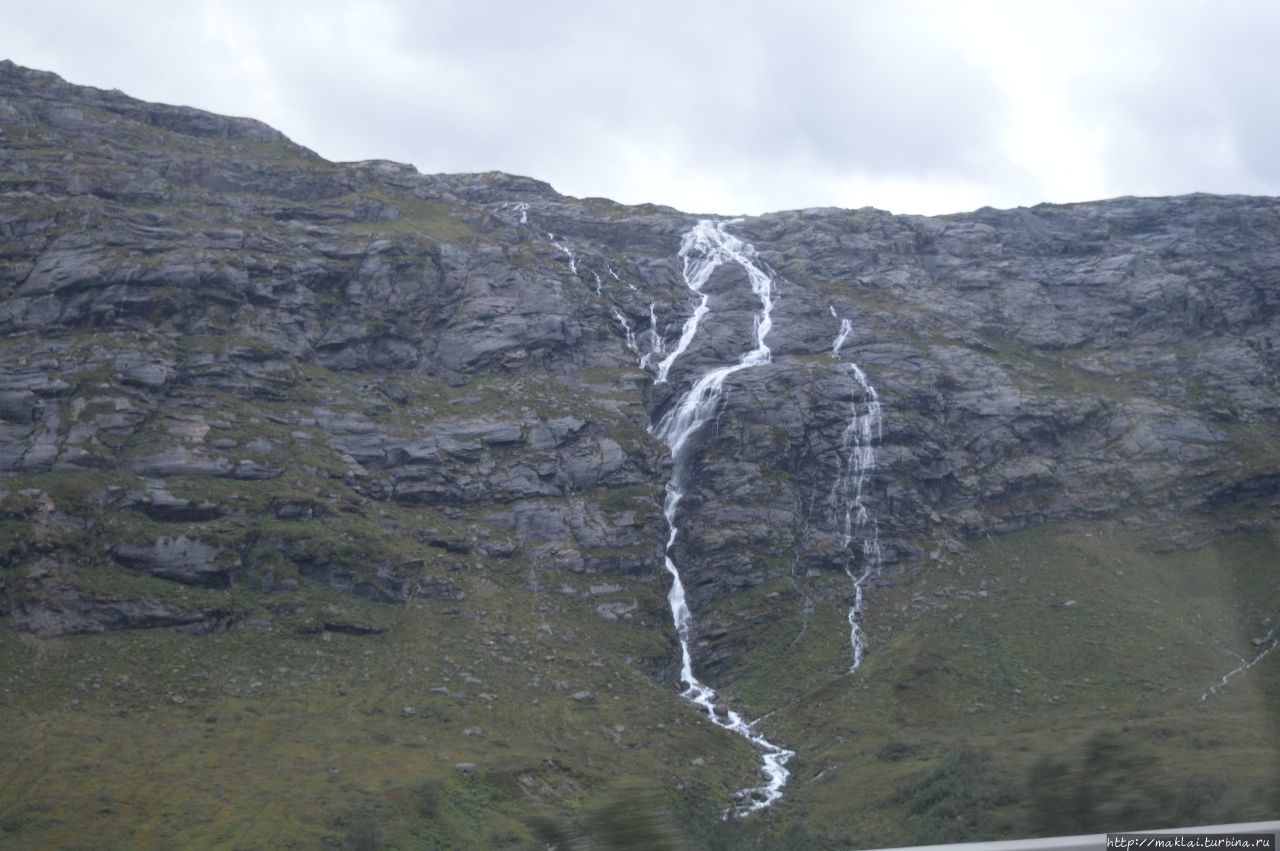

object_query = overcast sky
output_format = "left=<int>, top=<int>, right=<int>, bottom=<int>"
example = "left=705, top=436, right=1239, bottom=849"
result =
left=6, top=0, right=1279, bottom=216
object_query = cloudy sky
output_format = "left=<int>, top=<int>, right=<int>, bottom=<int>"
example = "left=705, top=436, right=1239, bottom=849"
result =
left=6, top=0, right=1279, bottom=216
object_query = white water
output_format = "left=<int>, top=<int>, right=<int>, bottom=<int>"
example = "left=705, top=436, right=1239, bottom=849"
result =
left=829, top=319, right=884, bottom=672
left=1201, top=629, right=1277, bottom=702
left=608, top=264, right=638, bottom=292
left=653, top=222, right=752, bottom=383
left=514, top=202, right=528, bottom=223
left=653, top=219, right=794, bottom=815
left=638, top=302, right=665, bottom=371
left=547, top=232, right=577, bottom=275
left=593, top=271, right=603, bottom=296
left=654, top=294, right=709, bottom=384
left=832, top=317, right=852, bottom=357
left=613, top=308, right=639, bottom=355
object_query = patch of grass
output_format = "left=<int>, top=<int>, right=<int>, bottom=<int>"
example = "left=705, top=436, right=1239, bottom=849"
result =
left=752, top=515, right=1280, bottom=847
left=343, top=193, right=477, bottom=244
left=894, top=747, right=1021, bottom=844
left=981, top=335, right=1137, bottom=401
left=0, top=548, right=774, bottom=848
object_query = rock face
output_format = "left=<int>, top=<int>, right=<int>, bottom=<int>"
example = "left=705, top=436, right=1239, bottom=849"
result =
left=113, top=534, right=227, bottom=587
left=1, top=62, right=1278, bottom=679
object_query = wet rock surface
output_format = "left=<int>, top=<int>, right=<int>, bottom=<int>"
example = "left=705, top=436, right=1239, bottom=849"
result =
left=1, top=62, right=1277, bottom=672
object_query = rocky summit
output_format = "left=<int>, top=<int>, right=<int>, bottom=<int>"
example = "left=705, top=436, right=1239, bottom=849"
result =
left=1, top=61, right=1277, bottom=849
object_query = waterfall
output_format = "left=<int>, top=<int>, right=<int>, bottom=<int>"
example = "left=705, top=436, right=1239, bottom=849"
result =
left=832, top=317, right=852, bottom=357
left=609, top=263, right=639, bottom=292
left=830, top=319, right=883, bottom=672
left=653, top=295, right=709, bottom=384
left=613, top=308, right=639, bottom=355
left=639, top=302, right=664, bottom=370
left=548, top=232, right=577, bottom=274
left=652, top=219, right=794, bottom=815
left=1201, top=629, right=1277, bottom=702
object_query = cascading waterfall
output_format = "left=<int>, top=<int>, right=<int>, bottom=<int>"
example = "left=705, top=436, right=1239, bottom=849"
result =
left=654, top=224, right=732, bottom=384
left=1201, top=628, right=1277, bottom=702
left=832, top=316, right=852, bottom=357
left=639, top=302, right=664, bottom=370
left=609, top=264, right=639, bottom=292
left=829, top=316, right=884, bottom=672
left=613, top=308, right=639, bottom=355
left=653, top=219, right=794, bottom=815
left=547, top=232, right=577, bottom=274
left=515, top=205, right=650, bottom=363
left=654, top=296, right=709, bottom=384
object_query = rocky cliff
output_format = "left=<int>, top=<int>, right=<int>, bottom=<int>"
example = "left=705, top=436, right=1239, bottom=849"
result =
left=1, top=62, right=1278, bottom=846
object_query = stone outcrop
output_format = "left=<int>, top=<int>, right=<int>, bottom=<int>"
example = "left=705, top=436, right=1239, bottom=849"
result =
left=1, top=62, right=1277, bottom=678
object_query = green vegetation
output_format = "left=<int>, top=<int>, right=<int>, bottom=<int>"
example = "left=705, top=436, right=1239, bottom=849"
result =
left=3, top=322, right=1276, bottom=849
left=7, top=508, right=1271, bottom=848
left=0, top=564, right=761, bottom=849
left=1025, top=730, right=1256, bottom=836
left=739, top=516, right=1280, bottom=846
left=980, top=335, right=1137, bottom=401
left=342, top=192, right=477, bottom=244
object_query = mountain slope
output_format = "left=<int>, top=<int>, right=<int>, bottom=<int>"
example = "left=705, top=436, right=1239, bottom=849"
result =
left=0, top=61, right=1277, bottom=848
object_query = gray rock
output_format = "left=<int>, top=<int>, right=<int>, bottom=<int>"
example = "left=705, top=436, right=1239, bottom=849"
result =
left=124, top=449, right=230, bottom=478
left=1, top=64, right=1278, bottom=690
left=9, top=590, right=230, bottom=637
left=232, top=460, right=283, bottom=480
left=113, top=536, right=229, bottom=588
left=0, top=391, right=38, bottom=423
left=595, top=601, right=638, bottom=621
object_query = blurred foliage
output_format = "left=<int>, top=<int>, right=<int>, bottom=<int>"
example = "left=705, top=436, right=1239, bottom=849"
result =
left=1026, top=730, right=1244, bottom=835
left=894, top=747, right=1022, bottom=845
left=581, top=780, right=686, bottom=850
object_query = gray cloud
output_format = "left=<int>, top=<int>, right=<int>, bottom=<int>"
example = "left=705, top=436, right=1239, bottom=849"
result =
left=4, top=0, right=1280, bottom=214
left=1067, top=0, right=1280, bottom=197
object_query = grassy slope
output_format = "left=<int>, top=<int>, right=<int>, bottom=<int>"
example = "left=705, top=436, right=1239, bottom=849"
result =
left=737, top=513, right=1280, bottom=848
left=0, top=566, right=764, bottom=849
left=3, top=510, right=1275, bottom=849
